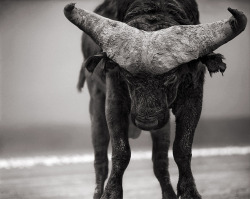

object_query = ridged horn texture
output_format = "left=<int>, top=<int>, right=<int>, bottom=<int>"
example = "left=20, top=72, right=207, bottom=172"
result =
left=64, top=3, right=247, bottom=75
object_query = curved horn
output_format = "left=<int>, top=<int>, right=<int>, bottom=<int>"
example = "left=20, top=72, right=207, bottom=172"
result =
left=145, top=8, right=247, bottom=74
left=64, top=3, right=144, bottom=70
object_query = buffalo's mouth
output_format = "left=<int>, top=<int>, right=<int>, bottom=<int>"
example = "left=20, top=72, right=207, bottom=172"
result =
left=135, top=118, right=159, bottom=130
left=132, top=113, right=168, bottom=131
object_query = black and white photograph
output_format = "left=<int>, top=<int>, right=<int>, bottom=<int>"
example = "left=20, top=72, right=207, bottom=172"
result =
left=0, top=0, right=249, bottom=198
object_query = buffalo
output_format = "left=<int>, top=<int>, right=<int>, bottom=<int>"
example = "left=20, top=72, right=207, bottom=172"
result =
left=64, top=0, right=247, bottom=198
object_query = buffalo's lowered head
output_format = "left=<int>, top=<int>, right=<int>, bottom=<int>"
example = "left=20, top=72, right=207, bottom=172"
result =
left=64, top=3, right=247, bottom=130
left=120, top=69, right=179, bottom=130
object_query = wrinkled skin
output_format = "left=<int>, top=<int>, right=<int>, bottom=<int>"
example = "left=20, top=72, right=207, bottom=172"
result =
left=78, top=0, right=237, bottom=199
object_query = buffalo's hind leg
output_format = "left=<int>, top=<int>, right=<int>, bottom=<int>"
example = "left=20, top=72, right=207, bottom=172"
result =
left=89, top=87, right=110, bottom=199
left=172, top=73, right=204, bottom=199
left=150, top=120, right=177, bottom=199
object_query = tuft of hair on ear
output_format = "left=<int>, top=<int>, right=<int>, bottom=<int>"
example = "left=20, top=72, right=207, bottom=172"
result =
left=104, top=58, right=119, bottom=72
left=200, top=53, right=226, bottom=77
left=77, top=62, right=86, bottom=92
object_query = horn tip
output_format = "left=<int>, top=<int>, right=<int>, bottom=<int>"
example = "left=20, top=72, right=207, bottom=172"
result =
left=64, top=3, right=76, bottom=13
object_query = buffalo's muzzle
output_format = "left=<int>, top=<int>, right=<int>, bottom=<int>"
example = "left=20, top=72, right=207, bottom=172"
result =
left=133, top=113, right=168, bottom=131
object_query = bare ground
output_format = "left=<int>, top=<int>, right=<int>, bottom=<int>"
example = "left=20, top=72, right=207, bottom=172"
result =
left=0, top=154, right=249, bottom=199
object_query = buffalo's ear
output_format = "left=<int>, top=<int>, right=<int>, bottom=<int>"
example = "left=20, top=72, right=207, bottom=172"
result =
left=84, top=52, right=119, bottom=73
left=84, top=53, right=107, bottom=72
left=200, top=53, right=226, bottom=76
left=77, top=53, right=106, bottom=92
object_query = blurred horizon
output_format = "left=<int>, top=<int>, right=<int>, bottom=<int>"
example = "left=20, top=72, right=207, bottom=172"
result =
left=1, top=117, right=250, bottom=158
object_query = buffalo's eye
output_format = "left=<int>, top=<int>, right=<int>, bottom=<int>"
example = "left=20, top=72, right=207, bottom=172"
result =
left=121, top=68, right=131, bottom=76
left=164, top=74, right=177, bottom=87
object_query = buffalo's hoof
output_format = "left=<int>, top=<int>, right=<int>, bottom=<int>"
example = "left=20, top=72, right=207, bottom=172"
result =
left=178, top=191, right=202, bottom=199
left=177, top=177, right=202, bottom=199
left=93, top=192, right=102, bottom=199
left=163, top=191, right=178, bottom=199
left=100, top=186, right=122, bottom=199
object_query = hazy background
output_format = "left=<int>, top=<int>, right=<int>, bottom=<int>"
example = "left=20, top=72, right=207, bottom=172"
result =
left=0, top=0, right=250, bottom=125
left=0, top=0, right=249, bottom=157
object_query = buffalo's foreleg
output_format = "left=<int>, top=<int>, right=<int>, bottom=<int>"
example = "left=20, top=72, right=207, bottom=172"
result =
left=172, top=75, right=204, bottom=199
left=101, top=68, right=131, bottom=199
left=150, top=120, right=177, bottom=199
left=89, top=87, right=110, bottom=199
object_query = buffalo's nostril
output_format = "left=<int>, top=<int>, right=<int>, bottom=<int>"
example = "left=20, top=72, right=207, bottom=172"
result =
left=136, top=111, right=166, bottom=122
left=136, top=115, right=157, bottom=122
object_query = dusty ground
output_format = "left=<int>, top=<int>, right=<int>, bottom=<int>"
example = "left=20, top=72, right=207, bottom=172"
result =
left=0, top=154, right=249, bottom=199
